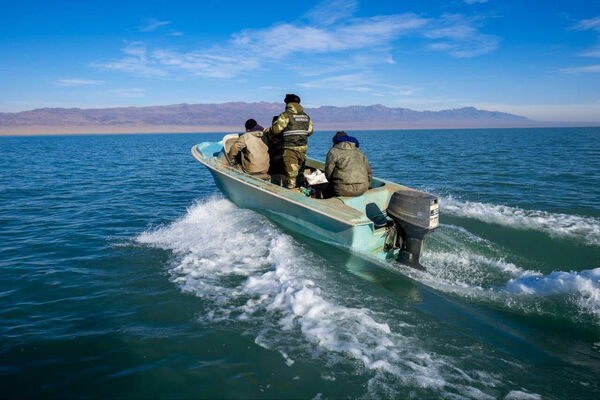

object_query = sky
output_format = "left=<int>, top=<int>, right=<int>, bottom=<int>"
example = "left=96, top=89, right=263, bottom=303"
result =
left=1, top=0, right=600, bottom=122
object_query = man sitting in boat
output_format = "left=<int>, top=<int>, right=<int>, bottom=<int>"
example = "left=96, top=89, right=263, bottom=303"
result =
left=226, top=119, right=270, bottom=180
left=264, top=94, right=313, bottom=189
left=324, top=131, right=372, bottom=197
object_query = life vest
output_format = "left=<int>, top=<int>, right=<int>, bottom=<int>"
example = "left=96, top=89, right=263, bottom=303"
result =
left=282, top=107, right=311, bottom=147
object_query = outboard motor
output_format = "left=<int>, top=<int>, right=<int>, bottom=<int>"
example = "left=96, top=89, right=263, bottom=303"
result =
left=385, top=189, right=439, bottom=270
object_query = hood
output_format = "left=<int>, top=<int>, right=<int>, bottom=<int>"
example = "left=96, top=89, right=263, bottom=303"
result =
left=246, top=130, right=264, bottom=138
left=333, top=141, right=357, bottom=150
left=247, top=123, right=264, bottom=132
left=285, top=102, right=304, bottom=114
left=334, top=135, right=359, bottom=148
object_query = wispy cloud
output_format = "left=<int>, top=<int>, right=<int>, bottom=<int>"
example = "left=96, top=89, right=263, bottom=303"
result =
left=53, top=78, right=105, bottom=87
left=463, top=0, right=488, bottom=4
left=98, top=14, right=428, bottom=79
left=108, top=88, right=146, bottom=97
left=232, top=10, right=496, bottom=60
left=305, top=0, right=359, bottom=26
left=286, top=50, right=396, bottom=78
left=151, top=49, right=259, bottom=78
left=573, top=17, right=600, bottom=57
left=232, top=14, right=428, bottom=57
left=572, top=16, right=600, bottom=32
left=95, top=42, right=256, bottom=78
left=580, top=47, right=600, bottom=57
left=258, top=85, right=282, bottom=91
left=298, top=73, right=416, bottom=97
left=560, top=64, right=600, bottom=73
left=564, top=16, right=600, bottom=72
left=424, top=14, right=499, bottom=57
left=298, top=73, right=376, bottom=92
left=139, top=18, right=171, bottom=32
left=94, top=42, right=167, bottom=77
left=97, top=3, right=499, bottom=81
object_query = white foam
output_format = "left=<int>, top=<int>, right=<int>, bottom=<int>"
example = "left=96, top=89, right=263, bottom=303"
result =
left=442, top=196, right=600, bottom=246
left=423, top=249, right=539, bottom=288
left=409, top=234, right=544, bottom=306
left=440, top=224, right=493, bottom=246
left=506, top=268, right=600, bottom=321
left=414, top=238, right=600, bottom=324
left=504, top=390, right=542, bottom=400
left=135, top=197, right=503, bottom=397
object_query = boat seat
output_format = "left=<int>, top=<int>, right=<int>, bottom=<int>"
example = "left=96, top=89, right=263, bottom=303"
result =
left=365, top=202, right=390, bottom=229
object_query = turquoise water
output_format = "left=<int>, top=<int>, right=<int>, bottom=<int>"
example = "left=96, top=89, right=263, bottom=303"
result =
left=1, top=128, right=599, bottom=399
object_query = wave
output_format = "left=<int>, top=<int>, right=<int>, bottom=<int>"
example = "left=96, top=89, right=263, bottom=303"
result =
left=418, top=224, right=541, bottom=290
left=506, top=268, right=600, bottom=321
left=422, top=249, right=539, bottom=287
left=442, top=196, right=600, bottom=246
left=440, top=223, right=494, bottom=246
left=136, top=197, right=516, bottom=398
left=416, top=239, right=600, bottom=324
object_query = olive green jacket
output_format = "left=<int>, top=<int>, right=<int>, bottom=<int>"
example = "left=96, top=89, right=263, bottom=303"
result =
left=266, top=103, right=313, bottom=148
left=324, top=141, right=372, bottom=196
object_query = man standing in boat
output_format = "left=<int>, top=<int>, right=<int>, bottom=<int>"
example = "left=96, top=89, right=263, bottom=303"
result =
left=264, top=94, right=313, bottom=189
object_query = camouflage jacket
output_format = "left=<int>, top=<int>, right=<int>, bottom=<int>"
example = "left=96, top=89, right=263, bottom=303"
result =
left=324, top=141, right=372, bottom=191
left=267, top=103, right=313, bottom=148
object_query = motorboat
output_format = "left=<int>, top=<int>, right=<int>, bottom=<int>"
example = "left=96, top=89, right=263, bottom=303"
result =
left=191, top=134, right=439, bottom=269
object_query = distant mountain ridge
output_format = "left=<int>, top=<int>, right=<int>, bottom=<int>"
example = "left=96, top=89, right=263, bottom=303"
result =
left=0, top=102, right=536, bottom=134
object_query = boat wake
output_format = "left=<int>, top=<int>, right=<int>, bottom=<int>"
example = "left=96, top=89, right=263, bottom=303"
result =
left=414, top=224, right=600, bottom=325
left=135, top=197, right=536, bottom=399
left=505, top=269, right=600, bottom=321
left=442, top=196, right=600, bottom=246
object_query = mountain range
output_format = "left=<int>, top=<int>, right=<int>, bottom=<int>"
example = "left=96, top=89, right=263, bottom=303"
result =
left=0, top=102, right=539, bottom=135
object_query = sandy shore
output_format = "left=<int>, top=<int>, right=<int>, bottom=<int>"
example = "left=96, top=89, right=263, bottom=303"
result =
left=0, top=125, right=241, bottom=136
left=0, top=121, right=593, bottom=136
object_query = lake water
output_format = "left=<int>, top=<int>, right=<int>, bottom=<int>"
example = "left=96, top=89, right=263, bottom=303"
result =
left=1, top=128, right=599, bottom=399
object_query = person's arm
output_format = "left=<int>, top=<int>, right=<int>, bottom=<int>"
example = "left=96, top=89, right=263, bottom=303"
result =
left=270, top=113, right=290, bottom=135
left=227, top=138, right=245, bottom=163
left=364, top=154, right=373, bottom=182
left=324, top=150, right=335, bottom=180
left=307, top=120, right=313, bottom=137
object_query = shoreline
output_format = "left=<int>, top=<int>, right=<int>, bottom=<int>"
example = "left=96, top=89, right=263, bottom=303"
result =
left=1, top=122, right=598, bottom=136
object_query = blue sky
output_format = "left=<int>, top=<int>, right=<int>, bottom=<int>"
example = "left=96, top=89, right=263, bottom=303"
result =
left=1, top=0, right=600, bottom=121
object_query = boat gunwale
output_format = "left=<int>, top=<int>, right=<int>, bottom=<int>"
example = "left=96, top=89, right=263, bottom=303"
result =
left=191, top=144, right=371, bottom=228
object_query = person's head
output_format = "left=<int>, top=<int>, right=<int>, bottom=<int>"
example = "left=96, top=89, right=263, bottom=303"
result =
left=284, top=93, right=301, bottom=104
left=332, top=131, right=347, bottom=144
left=245, top=119, right=257, bottom=132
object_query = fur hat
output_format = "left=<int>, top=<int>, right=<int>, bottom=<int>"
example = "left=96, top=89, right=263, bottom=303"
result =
left=284, top=93, right=301, bottom=104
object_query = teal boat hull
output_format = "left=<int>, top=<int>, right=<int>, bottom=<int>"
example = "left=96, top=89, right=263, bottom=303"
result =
left=192, top=141, right=436, bottom=263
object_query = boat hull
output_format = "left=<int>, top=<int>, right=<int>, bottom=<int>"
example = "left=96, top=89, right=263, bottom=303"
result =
left=192, top=141, right=397, bottom=260
left=207, top=166, right=388, bottom=257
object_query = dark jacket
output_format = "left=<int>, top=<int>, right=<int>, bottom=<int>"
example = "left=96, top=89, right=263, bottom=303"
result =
left=324, top=141, right=372, bottom=196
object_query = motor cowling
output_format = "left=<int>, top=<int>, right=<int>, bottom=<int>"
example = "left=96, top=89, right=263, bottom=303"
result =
left=386, top=189, right=439, bottom=269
